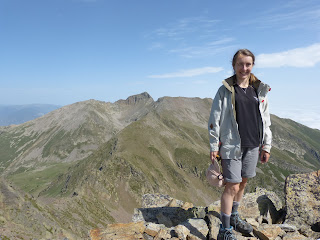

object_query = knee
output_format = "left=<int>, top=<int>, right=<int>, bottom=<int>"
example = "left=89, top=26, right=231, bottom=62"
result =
left=225, top=183, right=240, bottom=196
left=239, top=178, right=248, bottom=190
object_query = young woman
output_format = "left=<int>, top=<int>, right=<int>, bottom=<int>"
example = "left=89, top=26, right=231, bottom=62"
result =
left=208, top=49, right=272, bottom=240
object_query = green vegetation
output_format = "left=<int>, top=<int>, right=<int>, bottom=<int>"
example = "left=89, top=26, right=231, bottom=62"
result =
left=0, top=236, right=10, bottom=240
left=0, top=127, right=39, bottom=173
left=8, top=162, right=73, bottom=195
left=174, top=147, right=208, bottom=180
left=0, top=97, right=319, bottom=239
left=0, top=132, right=16, bottom=172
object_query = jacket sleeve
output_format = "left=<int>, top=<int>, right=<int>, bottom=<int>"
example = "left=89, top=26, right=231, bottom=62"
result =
left=261, top=95, right=272, bottom=153
left=208, top=88, right=223, bottom=152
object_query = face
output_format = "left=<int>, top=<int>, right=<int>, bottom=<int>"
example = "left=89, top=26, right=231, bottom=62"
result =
left=233, top=54, right=254, bottom=81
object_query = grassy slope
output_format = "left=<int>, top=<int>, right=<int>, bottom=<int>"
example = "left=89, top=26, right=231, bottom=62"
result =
left=32, top=106, right=222, bottom=237
left=35, top=102, right=320, bottom=237
left=0, top=179, right=77, bottom=239
left=1, top=97, right=320, bottom=238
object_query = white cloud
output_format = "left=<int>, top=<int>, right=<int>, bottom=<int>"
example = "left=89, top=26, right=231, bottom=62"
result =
left=240, top=2, right=320, bottom=31
left=263, top=8, right=320, bottom=30
left=148, top=67, right=223, bottom=79
left=255, top=43, right=320, bottom=68
left=145, top=16, right=234, bottom=58
left=151, top=16, right=220, bottom=40
left=271, top=104, right=320, bottom=130
left=169, top=44, right=236, bottom=58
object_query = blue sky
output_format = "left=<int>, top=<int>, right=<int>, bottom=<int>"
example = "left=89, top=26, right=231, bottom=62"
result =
left=1, top=0, right=320, bottom=129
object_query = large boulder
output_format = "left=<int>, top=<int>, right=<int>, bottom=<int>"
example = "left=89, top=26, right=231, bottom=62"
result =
left=285, top=170, right=320, bottom=228
left=174, top=218, right=208, bottom=240
left=240, top=187, right=284, bottom=221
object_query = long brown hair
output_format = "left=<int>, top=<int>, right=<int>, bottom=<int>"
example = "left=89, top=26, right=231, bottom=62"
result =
left=232, top=49, right=257, bottom=84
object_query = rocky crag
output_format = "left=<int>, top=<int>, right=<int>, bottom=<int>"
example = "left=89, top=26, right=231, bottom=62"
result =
left=90, top=170, right=320, bottom=240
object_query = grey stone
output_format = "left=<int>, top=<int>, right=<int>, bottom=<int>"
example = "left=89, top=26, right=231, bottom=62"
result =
left=274, top=223, right=297, bottom=232
left=238, top=187, right=284, bottom=224
left=284, top=171, right=320, bottom=229
left=206, top=212, right=221, bottom=240
left=179, top=218, right=208, bottom=240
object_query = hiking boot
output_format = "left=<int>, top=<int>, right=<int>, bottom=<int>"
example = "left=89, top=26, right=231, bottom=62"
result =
left=230, top=211, right=253, bottom=234
left=217, top=225, right=237, bottom=240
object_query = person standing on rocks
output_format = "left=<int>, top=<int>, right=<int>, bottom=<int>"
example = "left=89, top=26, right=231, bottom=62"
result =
left=208, top=49, right=272, bottom=240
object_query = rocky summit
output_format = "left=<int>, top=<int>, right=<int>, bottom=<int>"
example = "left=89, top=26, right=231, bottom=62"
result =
left=0, top=92, right=320, bottom=239
left=90, top=171, right=320, bottom=240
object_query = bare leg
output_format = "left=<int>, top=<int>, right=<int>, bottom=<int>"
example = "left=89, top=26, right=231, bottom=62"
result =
left=218, top=183, right=240, bottom=239
left=228, top=178, right=253, bottom=234
left=221, top=182, right=240, bottom=215
left=233, top=177, right=248, bottom=203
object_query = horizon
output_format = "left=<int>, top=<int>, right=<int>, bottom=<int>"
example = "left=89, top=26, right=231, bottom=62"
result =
left=1, top=91, right=320, bottom=130
left=1, top=0, right=320, bottom=129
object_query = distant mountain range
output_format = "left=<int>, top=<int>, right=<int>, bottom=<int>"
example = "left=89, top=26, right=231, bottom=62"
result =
left=0, top=104, right=61, bottom=126
left=0, top=92, right=319, bottom=239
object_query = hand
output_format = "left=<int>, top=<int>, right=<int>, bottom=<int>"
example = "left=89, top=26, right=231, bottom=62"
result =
left=260, top=150, right=270, bottom=164
left=210, top=151, right=219, bottom=164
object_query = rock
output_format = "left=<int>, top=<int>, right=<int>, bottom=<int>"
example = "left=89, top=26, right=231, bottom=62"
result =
left=179, top=218, right=208, bottom=240
left=144, top=222, right=166, bottom=237
left=142, top=232, right=154, bottom=240
left=91, top=180, right=320, bottom=240
left=282, top=232, right=308, bottom=240
left=246, top=218, right=260, bottom=229
left=141, top=194, right=173, bottom=208
left=89, top=221, right=145, bottom=240
left=205, top=212, right=221, bottom=240
left=299, top=225, right=320, bottom=239
left=154, top=228, right=171, bottom=240
left=174, top=224, right=190, bottom=239
left=239, top=187, right=284, bottom=224
left=167, top=198, right=179, bottom=207
left=234, top=231, right=258, bottom=240
left=181, top=202, right=194, bottom=210
left=253, top=224, right=283, bottom=240
left=207, top=201, right=220, bottom=213
left=274, top=223, right=297, bottom=232
left=167, top=199, right=194, bottom=210
left=284, top=170, right=320, bottom=229
left=191, top=207, right=206, bottom=219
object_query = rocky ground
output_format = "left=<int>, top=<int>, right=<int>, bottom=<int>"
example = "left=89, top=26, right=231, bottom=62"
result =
left=90, top=170, right=320, bottom=240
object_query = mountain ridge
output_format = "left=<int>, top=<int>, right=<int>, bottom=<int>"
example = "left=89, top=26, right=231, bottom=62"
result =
left=0, top=92, right=319, bottom=239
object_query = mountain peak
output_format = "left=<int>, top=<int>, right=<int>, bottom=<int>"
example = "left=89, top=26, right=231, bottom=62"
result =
left=116, top=92, right=153, bottom=105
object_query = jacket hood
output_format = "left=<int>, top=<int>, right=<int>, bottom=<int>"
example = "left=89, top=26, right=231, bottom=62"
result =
left=222, top=75, right=271, bottom=96
left=222, top=75, right=236, bottom=91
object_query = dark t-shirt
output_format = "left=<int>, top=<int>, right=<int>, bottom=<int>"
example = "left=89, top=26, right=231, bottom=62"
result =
left=234, top=84, right=260, bottom=148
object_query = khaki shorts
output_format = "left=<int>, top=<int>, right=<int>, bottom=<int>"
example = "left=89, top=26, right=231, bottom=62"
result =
left=221, top=147, right=259, bottom=183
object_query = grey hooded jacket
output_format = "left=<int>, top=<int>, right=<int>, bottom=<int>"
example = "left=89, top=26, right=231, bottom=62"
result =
left=208, top=75, right=272, bottom=160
